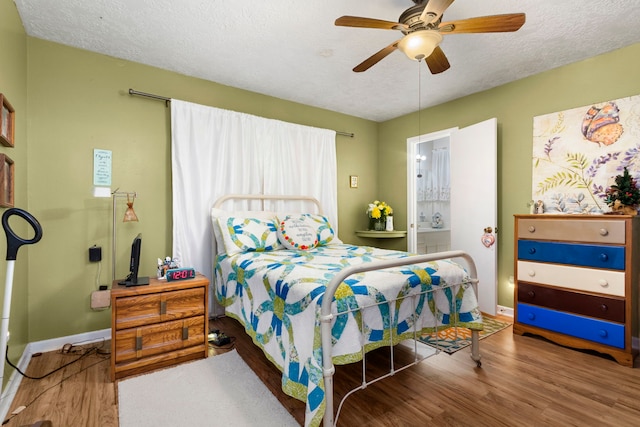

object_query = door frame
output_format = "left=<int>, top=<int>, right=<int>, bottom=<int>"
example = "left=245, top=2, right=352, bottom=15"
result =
left=406, top=127, right=457, bottom=253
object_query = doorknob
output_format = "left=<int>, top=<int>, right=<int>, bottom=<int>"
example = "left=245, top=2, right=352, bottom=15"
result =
left=481, top=227, right=496, bottom=248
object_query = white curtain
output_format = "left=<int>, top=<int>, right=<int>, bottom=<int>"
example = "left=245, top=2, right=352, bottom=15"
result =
left=171, top=99, right=337, bottom=284
left=426, top=147, right=450, bottom=201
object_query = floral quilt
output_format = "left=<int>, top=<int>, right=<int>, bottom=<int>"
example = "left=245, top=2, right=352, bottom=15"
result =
left=214, top=244, right=482, bottom=427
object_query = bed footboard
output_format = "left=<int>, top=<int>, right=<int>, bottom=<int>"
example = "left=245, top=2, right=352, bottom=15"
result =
left=319, top=250, right=481, bottom=427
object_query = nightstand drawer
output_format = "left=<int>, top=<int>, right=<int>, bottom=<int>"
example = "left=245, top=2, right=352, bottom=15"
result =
left=517, top=303, right=624, bottom=348
left=114, top=287, right=205, bottom=330
left=517, top=261, right=625, bottom=296
left=114, top=315, right=206, bottom=364
left=517, top=240, right=625, bottom=270
left=517, top=282, right=625, bottom=323
left=517, top=218, right=625, bottom=244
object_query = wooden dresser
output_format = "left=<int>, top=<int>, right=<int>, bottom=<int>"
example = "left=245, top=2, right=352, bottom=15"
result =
left=514, top=214, right=639, bottom=366
left=111, top=274, right=209, bottom=381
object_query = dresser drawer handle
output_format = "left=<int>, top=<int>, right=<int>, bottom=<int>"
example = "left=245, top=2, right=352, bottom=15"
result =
left=135, top=336, right=142, bottom=351
left=527, top=291, right=535, bottom=298
left=528, top=247, right=536, bottom=254
left=600, top=304, right=608, bottom=312
left=182, top=327, right=189, bottom=340
left=598, top=279, right=609, bottom=288
left=527, top=270, right=536, bottom=278
left=599, top=228, right=608, bottom=236
left=527, top=312, right=536, bottom=321
left=527, top=225, right=536, bottom=233
left=599, top=253, right=608, bottom=262
left=160, top=300, right=167, bottom=315
left=599, top=329, right=608, bottom=338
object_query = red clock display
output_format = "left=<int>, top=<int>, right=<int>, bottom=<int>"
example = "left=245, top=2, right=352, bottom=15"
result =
left=166, top=268, right=196, bottom=282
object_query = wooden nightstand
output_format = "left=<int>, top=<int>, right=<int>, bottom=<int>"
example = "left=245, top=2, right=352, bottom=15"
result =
left=110, top=274, right=209, bottom=381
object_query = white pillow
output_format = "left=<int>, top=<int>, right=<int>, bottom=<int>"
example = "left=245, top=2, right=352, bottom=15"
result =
left=216, top=215, right=282, bottom=255
left=277, top=215, right=319, bottom=250
left=211, top=208, right=276, bottom=256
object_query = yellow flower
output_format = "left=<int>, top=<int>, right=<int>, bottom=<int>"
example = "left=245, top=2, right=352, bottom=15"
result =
left=367, top=200, right=393, bottom=219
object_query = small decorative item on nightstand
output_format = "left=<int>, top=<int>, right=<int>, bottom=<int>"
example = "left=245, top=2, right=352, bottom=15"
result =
left=157, top=256, right=180, bottom=279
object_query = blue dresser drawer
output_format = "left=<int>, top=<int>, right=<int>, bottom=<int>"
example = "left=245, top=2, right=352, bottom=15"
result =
left=517, top=303, right=625, bottom=348
left=518, top=240, right=625, bottom=270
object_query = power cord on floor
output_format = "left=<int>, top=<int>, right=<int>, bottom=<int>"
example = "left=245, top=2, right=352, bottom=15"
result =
left=2, top=347, right=109, bottom=425
left=4, top=344, right=99, bottom=380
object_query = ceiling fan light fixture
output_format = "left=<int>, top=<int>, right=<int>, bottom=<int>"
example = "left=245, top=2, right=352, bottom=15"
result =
left=398, top=30, right=442, bottom=61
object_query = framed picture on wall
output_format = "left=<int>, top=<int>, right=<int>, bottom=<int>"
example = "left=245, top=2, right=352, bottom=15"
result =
left=0, top=94, right=15, bottom=148
left=0, top=154, right=14, bottom=208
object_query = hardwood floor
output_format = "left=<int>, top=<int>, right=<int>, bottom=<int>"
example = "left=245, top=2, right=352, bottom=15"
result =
left=4, top=317, right=640, bottom=426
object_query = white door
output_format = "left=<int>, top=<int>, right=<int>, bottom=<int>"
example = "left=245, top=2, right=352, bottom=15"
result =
left=406, top=119, right=497, bottom=315
left=450, top=118, right=497, bottom=315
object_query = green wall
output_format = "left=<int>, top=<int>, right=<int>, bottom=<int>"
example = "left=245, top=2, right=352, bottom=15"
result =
left=0, top=0, right=29, bottom=381
left=24, top=38, right=379, bottom=342
left=378, top=43, right=640, bottom=308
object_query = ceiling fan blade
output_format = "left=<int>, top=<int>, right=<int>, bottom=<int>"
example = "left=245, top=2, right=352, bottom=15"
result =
left=335, top=15, right=407, bottom=31
left=440, top=13, right=525, bottom=34
left=419, top=0, right=455, bottom=23
left=425, top=46, right=450, bottom=74
left=353, top=41, right=400, bottom=72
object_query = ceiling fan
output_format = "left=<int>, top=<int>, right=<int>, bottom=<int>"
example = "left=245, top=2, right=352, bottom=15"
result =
left=335, top=0, right=525, bottom=74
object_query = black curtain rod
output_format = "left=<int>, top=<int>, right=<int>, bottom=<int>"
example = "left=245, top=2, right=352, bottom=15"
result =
left=128, top=88, right=355, bottom=138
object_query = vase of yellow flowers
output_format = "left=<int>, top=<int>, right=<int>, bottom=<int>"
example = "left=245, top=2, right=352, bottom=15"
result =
left=367, top=200, right=393, bottom=231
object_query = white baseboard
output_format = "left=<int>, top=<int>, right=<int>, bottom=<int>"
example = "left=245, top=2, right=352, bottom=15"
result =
left=496, top=305, right=514, bottom=317
left=0, top=328, right=111, bottom=422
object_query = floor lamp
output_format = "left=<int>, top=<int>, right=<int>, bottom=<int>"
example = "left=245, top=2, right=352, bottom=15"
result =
left=112, top=189, right=138, bottom=281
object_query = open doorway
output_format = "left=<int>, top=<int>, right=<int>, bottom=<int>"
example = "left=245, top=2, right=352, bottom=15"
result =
left=412, top=136, right=451, bottom=254
left=406, top=127, right=456, bottom=254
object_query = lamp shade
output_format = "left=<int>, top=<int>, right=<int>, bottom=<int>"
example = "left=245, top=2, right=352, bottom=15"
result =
left=397, top=30, right=443, bottom=61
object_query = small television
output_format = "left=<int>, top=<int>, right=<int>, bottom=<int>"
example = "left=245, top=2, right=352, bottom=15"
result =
left=118, top=233, right=149, bottom=287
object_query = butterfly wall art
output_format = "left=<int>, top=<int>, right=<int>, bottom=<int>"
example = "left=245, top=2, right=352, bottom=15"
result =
left=532, top=93, right=640, bottom=214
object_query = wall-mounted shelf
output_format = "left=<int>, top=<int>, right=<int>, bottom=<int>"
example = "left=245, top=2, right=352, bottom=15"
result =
left=355, top=230, right=407, bottom=239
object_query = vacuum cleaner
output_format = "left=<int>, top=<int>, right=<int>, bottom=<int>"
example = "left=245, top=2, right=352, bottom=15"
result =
left=0, top=208, right=43, bottom=389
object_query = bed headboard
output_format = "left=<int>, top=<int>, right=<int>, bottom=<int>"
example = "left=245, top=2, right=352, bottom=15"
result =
left=212, top=193, right=323, bottom=213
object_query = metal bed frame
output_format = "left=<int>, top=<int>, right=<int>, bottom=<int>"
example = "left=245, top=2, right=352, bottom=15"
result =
left=212, top=194, right=482, bottom=427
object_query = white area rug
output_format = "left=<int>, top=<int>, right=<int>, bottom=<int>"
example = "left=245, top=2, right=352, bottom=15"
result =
left=118, top=350, right=299, bottom=426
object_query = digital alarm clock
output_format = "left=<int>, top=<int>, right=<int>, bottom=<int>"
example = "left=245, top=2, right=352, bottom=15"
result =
left=165, top=267, right=196, bottom=282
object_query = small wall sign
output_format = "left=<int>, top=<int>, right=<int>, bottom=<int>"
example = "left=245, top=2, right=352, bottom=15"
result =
left=93, top=149, right=112, bottom=186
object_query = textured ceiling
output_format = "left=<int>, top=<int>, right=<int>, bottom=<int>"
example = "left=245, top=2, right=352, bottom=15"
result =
left=13, top=0, right=640, bottom=122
